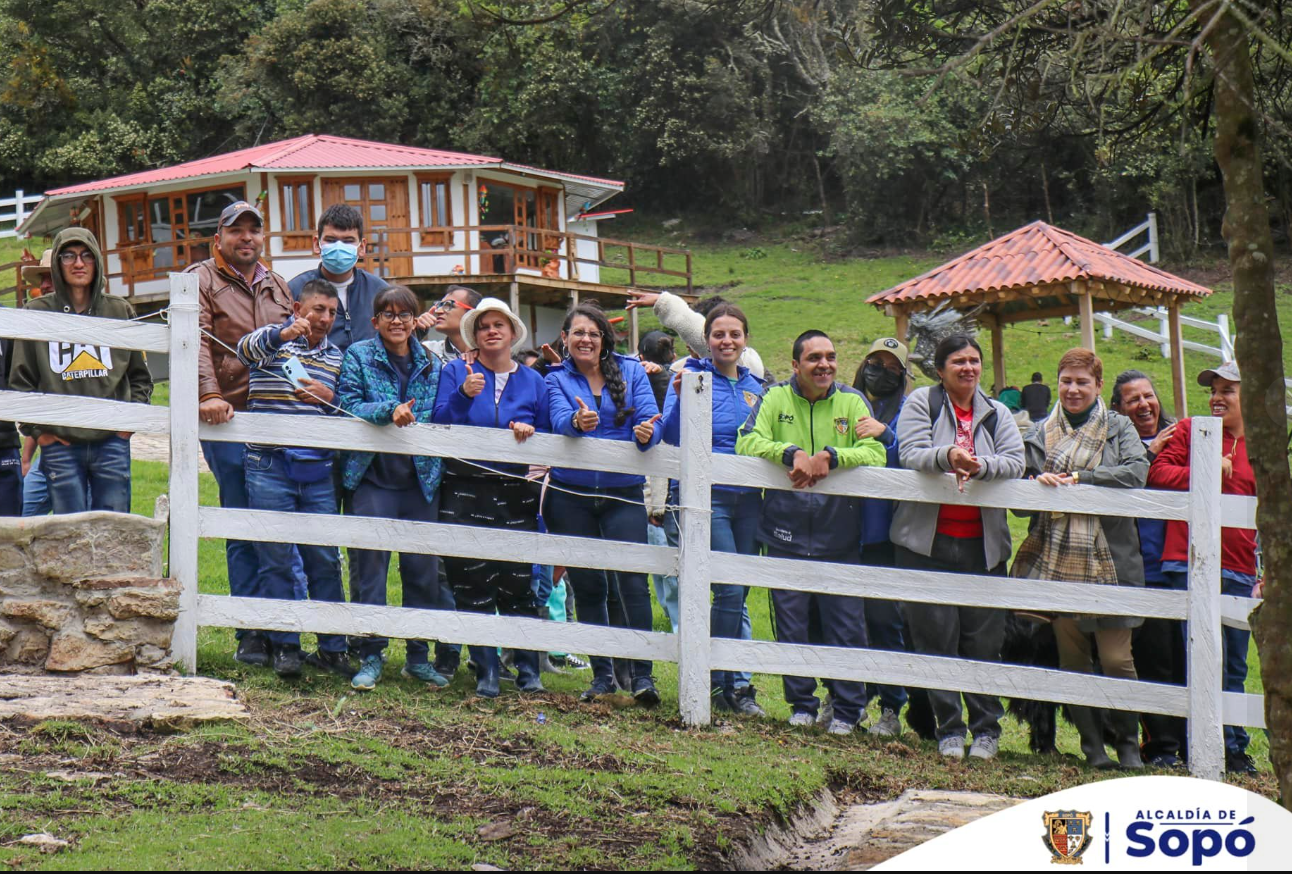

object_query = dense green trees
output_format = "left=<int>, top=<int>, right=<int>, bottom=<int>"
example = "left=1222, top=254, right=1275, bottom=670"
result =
left=0, top=0, right=1287, bottom=249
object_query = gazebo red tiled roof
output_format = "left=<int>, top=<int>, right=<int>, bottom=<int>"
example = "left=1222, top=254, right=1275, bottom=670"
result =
left=867, top=221, right=1211, bottom=314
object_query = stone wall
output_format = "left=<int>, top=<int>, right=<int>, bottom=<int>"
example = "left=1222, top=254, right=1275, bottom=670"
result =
left=0, top=506, right=177, bottom=675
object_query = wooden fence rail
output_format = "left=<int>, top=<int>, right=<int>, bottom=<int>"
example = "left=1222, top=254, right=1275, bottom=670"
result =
left=0, top=272, right=1267, bottom=782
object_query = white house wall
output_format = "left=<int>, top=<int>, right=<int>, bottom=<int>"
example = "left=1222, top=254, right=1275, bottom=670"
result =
left=567, top=220, right=601, bottom=285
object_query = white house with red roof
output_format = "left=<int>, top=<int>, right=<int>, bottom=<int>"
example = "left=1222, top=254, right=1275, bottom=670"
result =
left=15, top=135, right=688, bottom=343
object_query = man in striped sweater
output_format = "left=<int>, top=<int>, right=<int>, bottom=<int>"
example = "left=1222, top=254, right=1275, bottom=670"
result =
left=235, top=279, right=348, bottom=678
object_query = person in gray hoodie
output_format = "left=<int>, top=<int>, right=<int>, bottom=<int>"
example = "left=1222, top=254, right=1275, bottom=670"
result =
left=8, top=227, right=153, bottom=514
left=891, top=333, right=1024, bottom=762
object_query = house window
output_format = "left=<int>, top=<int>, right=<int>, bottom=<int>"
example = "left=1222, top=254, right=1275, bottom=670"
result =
left=114, top=184, right=246, bottom=280
left=416, top=174, right=453, bottom=247
left=279, top=177, right=315, bottom=251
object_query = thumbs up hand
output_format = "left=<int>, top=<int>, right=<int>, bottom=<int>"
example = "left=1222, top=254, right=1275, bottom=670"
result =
left=573, top=396, right=599, bottom=432
left=634, top=413, right=663, bottom=445
left=393, top=398, right=417, bottom=427
left=462, top=361, right=486, bottom=398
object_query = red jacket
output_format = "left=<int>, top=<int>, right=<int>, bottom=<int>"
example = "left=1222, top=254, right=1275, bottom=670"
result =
left=1147, top=417, right=1257, bottom=576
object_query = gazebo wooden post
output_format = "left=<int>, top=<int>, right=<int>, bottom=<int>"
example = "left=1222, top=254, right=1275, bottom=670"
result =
left=988, top=314, right=1006, bottom=395
left=1168, top=303, right=1188, bottom=417
left=893, top=307, right=910, bottom=346
left=1078, top=288, right=1097, bottom=351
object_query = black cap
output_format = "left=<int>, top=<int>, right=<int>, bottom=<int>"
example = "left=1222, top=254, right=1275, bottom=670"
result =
left=218, top=201, right=262, bottom=228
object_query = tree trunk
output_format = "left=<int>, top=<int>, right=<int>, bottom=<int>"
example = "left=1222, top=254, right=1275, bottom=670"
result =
left=1201, top=4, right=1292, bottom=805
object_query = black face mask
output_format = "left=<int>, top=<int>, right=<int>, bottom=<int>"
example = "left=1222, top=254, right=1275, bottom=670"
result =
left=863, top=363, right=904, bottom=397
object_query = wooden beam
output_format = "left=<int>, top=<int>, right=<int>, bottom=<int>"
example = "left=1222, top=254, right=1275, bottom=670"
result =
left=998, top=304, right=1080, bottom=325
left=894, top=310, right=910, bottom=347
left=629, top=306, right=640, bottom=352
left=1168, top=303, right=1187, bottom=417
left=1079, top=291, right=1096, bottom=350
left=508, top=280, right=520, bottom=316
left=991, top=319, right=1006, bottom=395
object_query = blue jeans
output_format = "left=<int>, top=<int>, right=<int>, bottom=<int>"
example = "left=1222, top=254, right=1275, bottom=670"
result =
left=21, top=454, right=52, bottom=516
left=544, top=483, right=653, bottom=685
left=532, top=564, right=555, bottom=605
left=0, top=448, right=21, bottom=516
left=648, top=522, right=680, bottom=631
left=244, top=448, right=346, bottom=653
left=202, top=440, right=260, bottom=639
left=348, top=481, right=444, bottom=665
left=1163, top=569, right=1256, bottom=755
left=41, top=435, right=131, bottom=514
left=860, top=541, right=909, bottom=713
left=665, top=487, right=760, bottom=693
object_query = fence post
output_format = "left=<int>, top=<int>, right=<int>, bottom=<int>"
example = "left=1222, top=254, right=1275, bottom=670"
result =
left=677, top=370, right=713, bottom=727
left=1148, top=211, right=1160, bottom=263
left=1217, top=313, right=1233, bottom=361
left=1186, top=416, right=1224, bottom=780
left=13, top=189, right=24, bottom=229
left=168, top=272, right=202, bottom=673
left=1158, top=307, right=1170, bottom=359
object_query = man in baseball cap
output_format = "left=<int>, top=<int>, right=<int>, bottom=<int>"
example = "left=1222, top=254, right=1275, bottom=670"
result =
left=1197, top=359, right=1240, bottom=387
left=218, top=200, right=263, bottom=228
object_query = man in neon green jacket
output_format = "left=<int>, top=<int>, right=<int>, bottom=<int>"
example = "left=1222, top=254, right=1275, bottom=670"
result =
left=736, top=330, right=886, bottom=735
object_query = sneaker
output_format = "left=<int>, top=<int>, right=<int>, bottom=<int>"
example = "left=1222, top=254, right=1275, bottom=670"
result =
left=432, top=652, right=460, bottom=678
left=272, top=645, right=304, bottom=678
left=402, top=662, right=450, bottom=688
left=816, top=694, right=834, bottom=726
left=632, top=677, right=661, bottom=708
left=1147, top=752, right=1185, bottom=770
left=870, top=708, right=901, bottom=738
left=939, top=735, right=966, bottom=760
left=306, top=650, right=356, bottom=677
left=826, top=718, right=856, bottom=736
left=730, top=686, right=767, bottom=718
left=968, top=735, right=999, bottom=761
left=579, top=678, right=615, bottom=703
left=235, top=632, right=271, bottom=667
left=351, top=654, right=385, bottom=691
left=788, top=711, right=817, bottom=728
left=1226, top=751, right=1258, bottom=775
left=555, top=653, right=591, bottom=671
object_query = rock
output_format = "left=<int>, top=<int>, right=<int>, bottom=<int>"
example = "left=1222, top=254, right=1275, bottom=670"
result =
left=45, top=770, right=115, bottom=784
left=107, top=588, right=179, bottom=622
left=134, top=644, right=176, bottom=670
left=83, top=617, right=173, bottom=649
left=74, top=589, right=110, bottom=609
left=477, top=821, right=515, bottom=842
left=6, top=628, right=51, bottom=664
left=0, top=675, right=247, bottom=728
left=2, top=599, right=74, bottom=629
left=0, top=544, right=26, bottom=572
left=71, top=575, right=175, bottom=591
left=0, top=618, right=14, bottom=648
left=17, top=833, right=69, bottom=853
left=45, top=633, right=133, bottom=672
left=662, top=218, right=682, bottom=228
left=17, top=511, right=166, bottom=582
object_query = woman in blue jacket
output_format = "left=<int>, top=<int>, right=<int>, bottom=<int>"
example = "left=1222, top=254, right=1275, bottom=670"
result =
left=660, top=303, right=766, bottom=716
left=544, top=302, right=663, bottom=705
left=337, top=286, right=446, bottom=693
left=433, top=298, right=550, bottom=698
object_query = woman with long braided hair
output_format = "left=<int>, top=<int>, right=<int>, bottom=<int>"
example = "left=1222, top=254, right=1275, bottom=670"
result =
left=544, top=301, right=664, bottom=705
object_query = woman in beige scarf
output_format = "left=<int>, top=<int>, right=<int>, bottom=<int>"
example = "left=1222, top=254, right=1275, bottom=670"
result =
left=1013, top=348, right=1149, bottom=770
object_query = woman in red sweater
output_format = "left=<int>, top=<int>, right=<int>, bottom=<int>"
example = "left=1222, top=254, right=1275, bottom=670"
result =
left=1146, top=360, right=1259, bottom=775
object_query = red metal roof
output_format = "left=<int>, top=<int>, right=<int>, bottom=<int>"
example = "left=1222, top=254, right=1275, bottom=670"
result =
left=44, top=134, right=623, bottom=197
left=867, top=221, right=1211, bottom=308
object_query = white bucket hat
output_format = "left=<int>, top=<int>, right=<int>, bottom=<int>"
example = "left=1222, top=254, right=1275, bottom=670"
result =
left=20, top=249, right=52, bottom=284
left=460, top=297, right=529, bottom=351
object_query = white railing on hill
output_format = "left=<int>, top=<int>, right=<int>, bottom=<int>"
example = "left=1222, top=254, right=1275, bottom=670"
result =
left=1094, top=308, right=1235, bottom=361
left=1104, top=212, right=1160, bottom=264
left=0, top=273, right=1267, bottom=783
left=0, top=189, right=41, bottom=237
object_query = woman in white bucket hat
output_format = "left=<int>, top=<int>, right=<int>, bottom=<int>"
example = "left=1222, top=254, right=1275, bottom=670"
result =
left=432, top=298, right=549, bottom=698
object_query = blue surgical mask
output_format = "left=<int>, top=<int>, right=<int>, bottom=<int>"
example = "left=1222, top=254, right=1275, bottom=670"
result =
left=319, top=241, right=359, bottom=275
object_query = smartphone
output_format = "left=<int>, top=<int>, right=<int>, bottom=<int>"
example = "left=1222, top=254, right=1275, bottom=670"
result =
left=282, top=356, right=309, bottom=388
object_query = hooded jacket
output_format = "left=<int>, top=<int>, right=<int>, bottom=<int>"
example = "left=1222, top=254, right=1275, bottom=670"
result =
left=432, top=357, right=551, bottom=477
left=8, top=228, right=153, bottom=443
left=188, top=249, right=293, bottom=411
left=735, top=377, right=887, bottom=557
left=660, top=356, right=764, bottom=495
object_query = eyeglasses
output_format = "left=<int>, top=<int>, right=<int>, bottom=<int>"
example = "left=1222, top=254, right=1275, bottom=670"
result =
left=431, top=298, right=473, bottom=313
left=377, top=311, right=415, bottom=323
left=568, top=330, right=603, bottom=340
left=59, top=251, right=96, bottom=265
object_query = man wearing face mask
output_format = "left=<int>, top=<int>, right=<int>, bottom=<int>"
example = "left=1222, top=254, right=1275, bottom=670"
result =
left=288, top=204, right=386, bottom=353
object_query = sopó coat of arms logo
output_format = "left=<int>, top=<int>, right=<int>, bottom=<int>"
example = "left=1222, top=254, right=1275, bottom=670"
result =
left=1043, top=810, right=1093, bottom=864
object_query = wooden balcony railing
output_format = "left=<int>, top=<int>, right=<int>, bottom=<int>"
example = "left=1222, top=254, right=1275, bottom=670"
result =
left=1, top=224, right=692, bottom=306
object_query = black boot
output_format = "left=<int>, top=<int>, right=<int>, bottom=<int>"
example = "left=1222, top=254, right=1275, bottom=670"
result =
left=1110, top=710, right=1144, bottom=770
left=1069, top=705, right=1116, bottom=769
left=514, top=650, right=544, bottom=693
left=472, top=645, right=501, bottom=699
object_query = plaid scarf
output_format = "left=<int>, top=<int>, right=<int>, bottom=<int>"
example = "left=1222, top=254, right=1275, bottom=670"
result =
left=1011, top=398, right=1118, bottom=587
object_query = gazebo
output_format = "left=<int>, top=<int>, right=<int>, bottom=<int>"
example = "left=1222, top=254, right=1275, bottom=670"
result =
left=866, top=221, right=1213, bottom=417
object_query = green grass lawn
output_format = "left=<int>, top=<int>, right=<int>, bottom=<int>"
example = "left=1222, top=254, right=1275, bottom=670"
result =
left=1, top=234, right=1280, bottom=870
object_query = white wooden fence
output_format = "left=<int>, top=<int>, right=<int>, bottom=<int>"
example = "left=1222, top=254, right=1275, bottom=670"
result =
left=0, top=273, right=1267, bottom=782
left=1104, top=212, right=1160, bottom=264
left=0, top=189, right=41, bottom=237
left=1094, top=307, right=1235, bottom=361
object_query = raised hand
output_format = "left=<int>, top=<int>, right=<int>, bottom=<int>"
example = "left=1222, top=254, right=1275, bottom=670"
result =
left=462, top=361, right=486, bottom=398
left=641, top=360, right=662, bottom=375
left=541, top=343, right=562, bottom=364
left=393, top=398, right=417, bottom=427
left=625, top=290, right=660, bottom=311
left=573, top=396, right=599, bottom=432
left=510, top=421, right=536, bottom=443
left=1147, top=422, right=1177, bottom=457
left=634, top=413, right=663, bottom=445
left=414, top=310, right=439, bottom=332
left=280, top=315, right=313, bottom=342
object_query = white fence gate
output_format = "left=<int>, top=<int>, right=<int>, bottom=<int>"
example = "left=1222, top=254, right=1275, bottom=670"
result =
left=0, top=273, right=1267, bottom=783
left=0, top=189, right=42, bottom=237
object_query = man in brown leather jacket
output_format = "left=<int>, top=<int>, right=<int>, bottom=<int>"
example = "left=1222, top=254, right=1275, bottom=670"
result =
left=190, top=200, right=293, bottom=668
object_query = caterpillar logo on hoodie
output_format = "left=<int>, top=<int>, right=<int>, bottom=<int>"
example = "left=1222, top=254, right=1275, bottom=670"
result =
left=48, top=342, right=113, bottom=382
